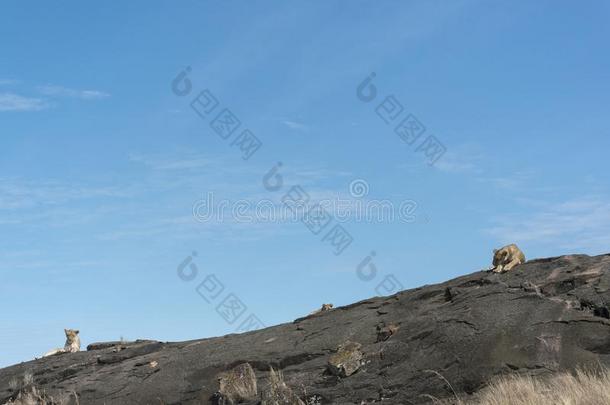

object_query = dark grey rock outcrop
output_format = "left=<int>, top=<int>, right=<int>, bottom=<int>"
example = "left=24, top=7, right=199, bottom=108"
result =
left=2, top=253, right=610, bottom=404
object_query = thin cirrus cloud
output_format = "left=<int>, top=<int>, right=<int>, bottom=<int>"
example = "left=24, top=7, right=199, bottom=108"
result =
left=0, top=177, right=131, bottom=211
left=0, top=93, right=49, bottom=112
left=37, top=84, right=110, bottom=100
left=128, top=153, right=215, bottom=171
left=485, top=196, right=610, bottom=253
left=0, top=82, right=109, bottom=112
left=282, top=120, right=308, bottom=131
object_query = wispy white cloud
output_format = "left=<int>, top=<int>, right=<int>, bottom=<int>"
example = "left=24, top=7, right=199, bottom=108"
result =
left=282, top=120, right=308, bottom=131
left=432, top=143, right=487, bottom=174
left=477, top=171, right=536, bottom=192
left=96, top=212, right=299, bottom=242
left=128, top=153, right=215, bottom=171
left=0, top=82, right=109, bottom=111
left=397, top=143, right=484, bottom=174
left=0, top=258, right=105, bottom=272
left=0, top=93, right=49, bottom=112
left=289, top=167, right=352, bottom=184
left=0, top=152, right=357, bottom=242
left=130, top=151, right=352, bottom=180
left=37, top=84, right=110, bottom=100
left=0, top=177, right=131, bottom=211
left=434, top=153, right=477, bottom=173
left=485, top=196, right=610, bottom=253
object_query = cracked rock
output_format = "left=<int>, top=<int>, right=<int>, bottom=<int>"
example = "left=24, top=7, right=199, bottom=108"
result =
left=327, top=341, right=364, bottom=377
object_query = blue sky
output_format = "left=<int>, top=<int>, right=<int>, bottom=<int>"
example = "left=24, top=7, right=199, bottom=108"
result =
left=1, top=1, right=609, bottom=368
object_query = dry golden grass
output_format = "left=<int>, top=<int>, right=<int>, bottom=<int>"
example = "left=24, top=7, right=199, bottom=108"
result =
left=217, top=362, right=258, bottom=403
left=261, top=367, right=305, bottom=405
left=3, top=371, right=79, bottom=405
left=473, top=368, right=610, bottom=405
left=433, top=367, right=610, bottom=405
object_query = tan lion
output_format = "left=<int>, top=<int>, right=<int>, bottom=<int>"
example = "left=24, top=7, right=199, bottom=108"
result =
left=43, top=329, right=80, bottom=357
left=491, top=244, right=526, bottom=273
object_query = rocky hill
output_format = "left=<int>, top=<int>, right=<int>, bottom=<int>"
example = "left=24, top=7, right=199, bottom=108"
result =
left=2, top=253, right=610, bottom=404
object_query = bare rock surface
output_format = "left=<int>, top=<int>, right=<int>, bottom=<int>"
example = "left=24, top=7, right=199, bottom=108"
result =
left=2, top=253, right=610, bottom=404
left=327, top=341, right=363, bottom=377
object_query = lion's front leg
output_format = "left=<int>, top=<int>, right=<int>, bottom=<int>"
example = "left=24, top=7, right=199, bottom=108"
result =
left=492, top=265, right=504, bottom=273
left=503, top=259, right=521, bottom=272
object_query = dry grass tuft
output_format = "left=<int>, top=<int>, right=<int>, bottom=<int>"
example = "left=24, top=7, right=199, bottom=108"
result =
left=2, top=371, right=79, bottom=405
left=217, top=362, right=258, bottom=403
left=261, top=368, right=305, bottom=405
left=432, top=367, right=610, bottom=405
left=472, top=368, right=610, bottom=405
